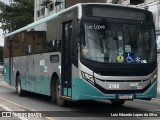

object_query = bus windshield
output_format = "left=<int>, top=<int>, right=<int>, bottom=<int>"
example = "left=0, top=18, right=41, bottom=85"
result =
left=82, top=22, right=156, bottom=64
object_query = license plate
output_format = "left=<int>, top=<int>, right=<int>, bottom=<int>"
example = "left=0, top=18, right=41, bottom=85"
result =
left=118, top=94, right=133, bottom=100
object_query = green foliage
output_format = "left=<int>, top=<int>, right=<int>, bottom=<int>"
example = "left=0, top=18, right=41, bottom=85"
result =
left=0, top=0, right=34, bottom=33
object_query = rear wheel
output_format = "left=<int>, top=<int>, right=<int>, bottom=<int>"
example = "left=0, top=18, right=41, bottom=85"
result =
left=51, top=81, right=56, bottom=103
left=16, top=76, right=25, bottom=96
left=56, top=81, right=68, bottom=107
left=111, top=100, right=125, bottom=105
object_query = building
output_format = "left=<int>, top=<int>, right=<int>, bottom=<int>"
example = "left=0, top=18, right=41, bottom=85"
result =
left=34, top=0, right=65, bottom=21
left=34, top=0, right=107, bottom=21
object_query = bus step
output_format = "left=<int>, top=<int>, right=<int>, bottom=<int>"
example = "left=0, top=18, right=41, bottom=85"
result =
left=61, top=96, right=71, bottom=100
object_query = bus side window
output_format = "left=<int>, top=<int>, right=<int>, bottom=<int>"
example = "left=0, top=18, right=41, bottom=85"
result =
left=46, top=40, right=61, bottom=52
left=26, top=23, right=46, bottom=55
left=46, top=19, right=61, bottom=53
left=3, top=38, right=10, bottom=58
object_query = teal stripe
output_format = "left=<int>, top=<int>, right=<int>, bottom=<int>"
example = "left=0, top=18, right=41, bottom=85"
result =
left=135, top=81, right=157, bottom=99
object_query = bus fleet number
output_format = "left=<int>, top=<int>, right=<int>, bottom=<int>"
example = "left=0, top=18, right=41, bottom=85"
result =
left=109, top=84, right=119, bottom=89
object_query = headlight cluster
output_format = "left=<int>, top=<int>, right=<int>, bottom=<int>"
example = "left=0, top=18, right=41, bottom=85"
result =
left=81, top=71, right=94, bottom=84
left=151, top=74, right=157, bottom=84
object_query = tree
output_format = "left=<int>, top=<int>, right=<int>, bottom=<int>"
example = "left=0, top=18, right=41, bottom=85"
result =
left=0, top=0, right=34, bottom=33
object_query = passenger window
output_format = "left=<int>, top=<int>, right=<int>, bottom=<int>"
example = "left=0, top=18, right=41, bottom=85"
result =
left=46, top=40, right=61, bottom=52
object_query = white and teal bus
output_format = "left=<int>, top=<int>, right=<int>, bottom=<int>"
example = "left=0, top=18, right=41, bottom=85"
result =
left=3, top=3, right=157, bottom=106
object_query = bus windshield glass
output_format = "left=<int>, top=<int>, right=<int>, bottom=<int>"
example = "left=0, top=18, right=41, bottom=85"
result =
left=82, top=22, right=156, bottom=64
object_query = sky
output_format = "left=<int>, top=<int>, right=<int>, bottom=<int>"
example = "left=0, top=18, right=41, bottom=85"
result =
left=0, top=0, right=10, bottom=46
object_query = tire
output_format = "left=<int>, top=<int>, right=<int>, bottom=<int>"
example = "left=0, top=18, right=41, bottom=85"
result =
left=56, top=81, right=68, bottom=107
left=51, top=80, right=56, bottom=103
left=111, top=100, right=125, bottom=106
left=16, top=76, right=25, bottom=97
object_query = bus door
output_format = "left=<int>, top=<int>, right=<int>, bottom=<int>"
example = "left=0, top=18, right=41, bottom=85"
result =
left=61, top=21, right=72, bottom=98
left=9, top=40, right=13, bottom=85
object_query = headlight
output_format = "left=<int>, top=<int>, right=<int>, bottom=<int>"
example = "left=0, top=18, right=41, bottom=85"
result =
left=81, top=71, right=94, bottom=84
left=151, top=74, right=157, bottom=84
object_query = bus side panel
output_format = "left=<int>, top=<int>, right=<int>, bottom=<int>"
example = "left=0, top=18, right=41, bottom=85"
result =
left=3, top=58, right=10, bottom=84
left=34, top=54, right=44, bottom=94
left=26, top=55, right=36, bottom=92
left=34, top=54, right=46, bottom=94
left=72, top=78, right=99, bottom=100
left=43, top=77, right=50, bottom=96
left=36, top=75, right=43, bottom=94
left=17, top=56, right=27, bottom=90
left=13, top=57, right=19, bottom=87
left=32, top=52, right=61, bottom=96
left=43, top=52, right=61, bottom=96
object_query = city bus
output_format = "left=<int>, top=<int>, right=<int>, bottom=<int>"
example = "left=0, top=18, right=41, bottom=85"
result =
left=3, top=3, right=157, bottom=106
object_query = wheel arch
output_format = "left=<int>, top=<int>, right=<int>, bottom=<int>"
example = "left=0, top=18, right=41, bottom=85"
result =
left=50, top=72, right=59, bottom=95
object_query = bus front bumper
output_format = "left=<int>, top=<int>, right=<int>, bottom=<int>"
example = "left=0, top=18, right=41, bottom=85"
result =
left=71, top=78, right=158, bottom=100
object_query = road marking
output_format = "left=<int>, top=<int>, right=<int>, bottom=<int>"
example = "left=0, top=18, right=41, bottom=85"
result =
left=0, top=97, right=55, bottom=120
left=0, top=103, right=28, bottom=120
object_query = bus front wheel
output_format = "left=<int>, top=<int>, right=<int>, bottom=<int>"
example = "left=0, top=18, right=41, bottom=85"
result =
left=56, top=81, right=68, bottom=107
left=111, top=100, right=125, bottom=105
left=16, top=76, right=25, bottom=96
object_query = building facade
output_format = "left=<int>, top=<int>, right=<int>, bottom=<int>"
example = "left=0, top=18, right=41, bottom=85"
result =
left=34, top=0, right=107, bottom=21
left=34, top=0, right=65, bottom=21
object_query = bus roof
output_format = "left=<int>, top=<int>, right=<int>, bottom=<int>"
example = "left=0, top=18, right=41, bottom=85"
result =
left=5, top=3, right=148, bottom=38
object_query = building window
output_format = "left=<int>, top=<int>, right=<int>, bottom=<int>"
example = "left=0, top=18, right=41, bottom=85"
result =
left=130, top=0, right=144, bottom=5
left=37, top=10, right=40, bottom=18
left=41, top=8, right=45, bottom=16
left=49, top=3, right=54, bottom=11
